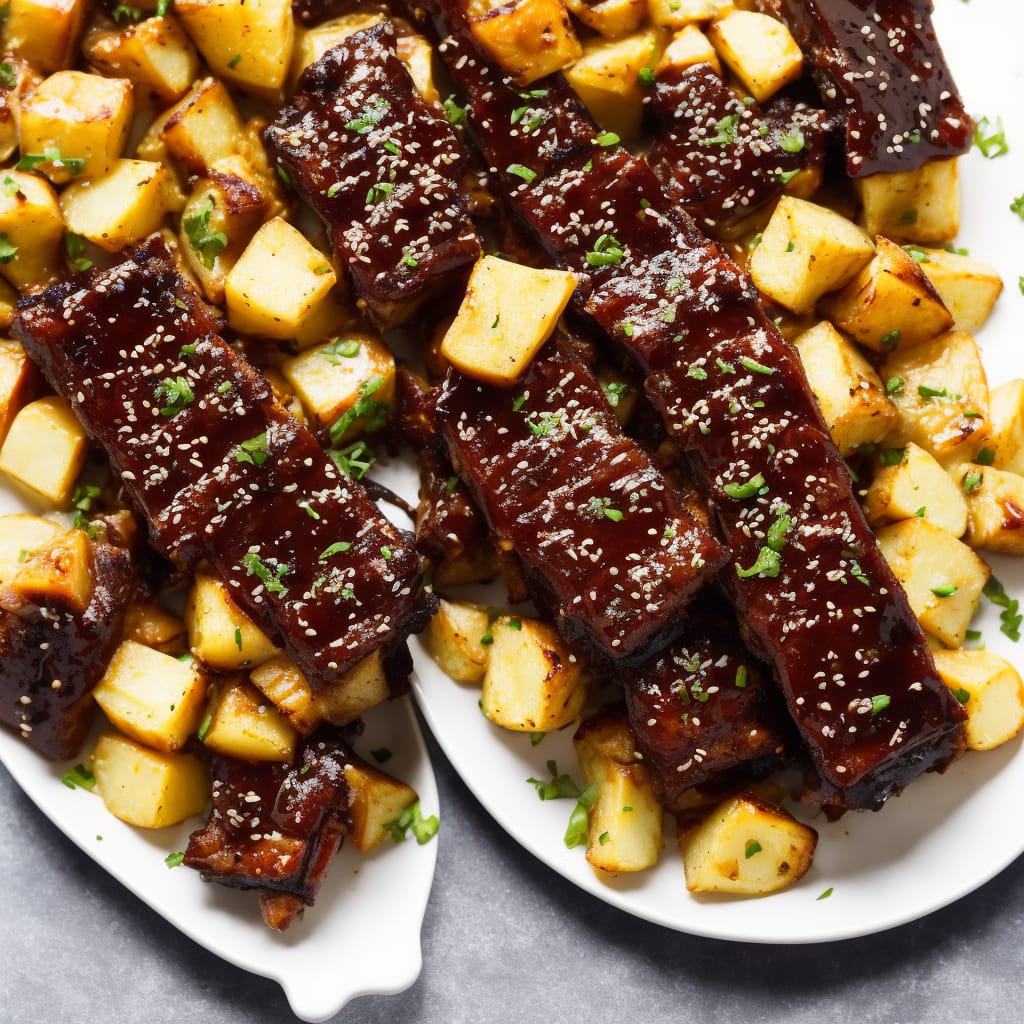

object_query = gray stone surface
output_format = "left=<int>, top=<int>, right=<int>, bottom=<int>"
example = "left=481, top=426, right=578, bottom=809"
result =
left=2, top=730, right=1022, bottom=1024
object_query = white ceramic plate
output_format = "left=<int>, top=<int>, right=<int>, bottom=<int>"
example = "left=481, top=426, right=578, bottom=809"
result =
left=412, top=0, right=1024, bottom=944
left=0, top=457, right=439, bottom=1022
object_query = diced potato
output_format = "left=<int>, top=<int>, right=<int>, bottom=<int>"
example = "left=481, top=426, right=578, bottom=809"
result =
left=987, top=380, right=1024, bottom=476
left=854, top=158, right=961, bottom=245
left=655, top=23, right=721, bottom=76
left=18, top=70, right=133, bottom=184
left=0, top=339, right=38, bottom=446
left=574, top=711, right=663, bottom=874
left=230, top=117, right=291, bottom=222
left=82, top=14, right=201, bottom=105
left=424, top=598, right=492, bottom=684
left=120, top=599, right=188, bottom=652
left=0, top=171, right=65, bottom=292
left=224, top=217, right=337, bottom=339
left=481, top=616, right=587, bottom=731
left=933, top=648, right=1024, bottom=751
left=819, top=237, right=954, bottom=353
left=0, top=278, right=18, bottom=330
left=880, top=330, right=990, bottom=468
left=0, top=395, right=87, bottom=506
left=707, top=10, right=801, bottom=102
left=876, top=516, right=990, bottom=648
left=185, top=568, right=280, bottom=671
left=178, top=157, right=272, bottom=305
left=93, top=641, right=208, bottom=753
left=863, top=441, right=967, bottom=537
left=10, top=527, right=93, bottom=613
left=792, top=320, right=897, bottom=456
left=92, top=731, right=209, bottom=829
left=749, top=197, right=874, bottom=315
left=2, top=0, right=88, bottom=73
left=440, top=255, right=577, bottom=387
left=957, top=464, right=1024, bottom=556
left=202, top=677, right=299, bottom=763
left=136, top=77, right=243, bottom=175
left=469, top=0, right=582, bottom=86
left=0, top=513, right=65, bottom=585
left=59, top=159, right=184, bottom=254
left=175, top=0, right=295, bottom=94
left=647, top=0, right=733, bottom=30
left=565, top=0, right=646, bottom=39
left=564, top=27, right=667, bottom=138
left=917, top=249, right=1003, bottom=334
left=249, top=651, right=389, bottom=733
left=281, top=332, right=395, bottom=443
left=291, top=12, right=386, bottom=88
left=344, top=760, right=419, bottom=853
left=679, top=793, right=817, bottom=895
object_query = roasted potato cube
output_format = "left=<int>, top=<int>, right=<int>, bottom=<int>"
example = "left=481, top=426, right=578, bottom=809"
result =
left=565, top=0, right=645, bottom=39
left=175, top=0, right=295, bottom=94
left=0, top=278, right=18, bottom=329
left=655, top=23, right=721, bottom=76
left=0, top=170, right=64, bottom=292
left=59, top=159, right=183, bottom=254
left=202, top=677, right=299, bottom=763
left=441, top=255, right=577, bottom=387
left=707, top=10, right=801, bottom=102
left=647, top=0, right=733, bottom=30
left=876, top=516, right=990, bottom=648
left=92, top=641, right=208, bottom=753
left=249, top=651, right=389, bottom=733
left=185, top=568, right=280, bottom=671
left=291, top=12, right=386, bottom=87
left=136, top=77, right=243, bottom=175
left=120, top=598, right=188, bottom=652
left=281, top=332, right=395, bottom=443
left=958, top=464, right=1024, bottom=557
left=749, top=197, right=874, bottom=315
left=0, top=513, right=65, bottom=585
left=92, top=731, right=209, bottom=829
left=987, top=380, right=1024, bottom=476
left=82, top=14, right=201, bottom=105
left=10, top=527, right=93, bottom=613
left=563, top=28, right=667, bottom=138
left=933, top=649, right=1024, bottom=752
left=469, top=0, right=582, bottom=86
left=18, top=70, right=133, bottom=184
left=230, top=117, right=291, bottom=221
left=394, top=29, right=441, bottom=105
left=574, top=711, right=663, bottom=874
left=424, top=598, right=492, bottom=684
left=2, top=0, right=88, bottom=73
left=0, top=339, right=38, bottom=446
left=918, top=249, right=1003, bottom=334
left=854, top=158, right=961, bottom=245
left=819, top=236, right=954, bottom=353
left=224, top=217, right=337, bottom=339
left=792, top=320, right=897, bottom=456
left=880, top=330, right=990, bottom=468
left=864, top=441, right=967, bottom=537
left=0, top=395, right=87, bottom=506
left=679, top=793, right=817, bottom=895
left=481, top=616, right=587, bottom=732
left=344, top=760, right=419, bottom=853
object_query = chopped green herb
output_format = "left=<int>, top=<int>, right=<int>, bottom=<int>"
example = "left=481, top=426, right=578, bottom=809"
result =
left=1012, top=194, right=1024, bottom=221
left=962, top=471, right=983, bottom=495
left=17, top=148, right=86, bottom=176
left=327, top=182, right=343, bottom=198
left=776, top=168, right=800, bottom=185
left=330, top=439, right=375, bottom=480
left=686, top=364, right=708, bottom=381
left=880, top=330, right=902, bottom=351
left=227, top=53, right=242, bottom=68
left=739, top=356, right=774, bottom=376
left=319, top=541, right=352, bottom=559
left=216, top=381, right=232, bottom=395
left=723, top=472, right=766, bottom=500
left=241, top=552, right=289, bottom=593
left=817, top=886, right=833, bottom=901
left=480, top=631, right=494, bottom=646
left=526, top=760, right=584, bottom=801
left=885, top=376, right=904, bottom=397
left=779, top=128, right=805, bottom=153
left=442, top=95, right=467, bottom=125
left=585, top=232, right=625, bottom=268
left=328, top=375, right=389, bottom=442
left=234, top=627, right=243, bottom=651
left=154, top=375, right=194, bottom=416
left=0, top=62, right=14, bottom=89
left=598, top=831, right=610, bottom=846
left=164, top=851, right=185, bottom=868
left=917, top=384, right=948, bottom=401
left=931, top=583, right=958, bottom=598
left=596, top=131, right=620, bottom=147
left=346, top=97, right=389, bottom=134
left=157, top=0, right=172, bottom=14
left=382, top=140, right=401, bottom=156
left=61, top=763, right=96, bottom=791
left=870, top=694, right=891, bottom=715
left=638, top=66, right=655, bottom=87
left=182, top=195, right=228, bottom=269
left=322, top=338, right=362, bottom=362
left=65, top=232, right=93, bottom=271
left=701, top=113, right=740, bottom=146
left=564, top=783, right=599, bottom=849
left=715, top=357, right=736, bottom=374
left=197, top=713, right=212, bottom=742
left=878, top=447, right=905, bottom=467
left=384, top=800, right=439, bottom=845
left=234, top=432, right=269, bottom=466
left=602, top=380, right=628, bottom=407
left=735, top=546, right=781, bottom=579
left=973, top=115, right=1009, bottom=159
left=401, top=250, right=419, bottom=268
left=976, top=447, right=996, bottom=466
left=904, top=245, right=929, bottom=262
left=900, top=209, right=919, bottom=224
left=0, top=232, right=17, bottom=264
left=506, top=619, right=522, bottom=631
left=366, top=181, right=394, bottom=204
left=112, top=3, right=142, bottom=22
left=744, top=839, right=763, bottom=859
left=952, top=687, right=971, bottom=705
left=276, top=164, right=291, bottom=186
left=735, top=664, right=748, bottom=688
left=983, top=576, right=1022, bottom=642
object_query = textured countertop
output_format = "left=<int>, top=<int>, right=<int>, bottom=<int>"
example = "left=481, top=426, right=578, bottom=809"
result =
left=2, top=727, right=1022, bottom=1024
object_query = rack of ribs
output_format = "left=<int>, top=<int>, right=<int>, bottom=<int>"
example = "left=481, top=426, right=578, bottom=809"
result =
left=13, top=236, right=435, bottom=691
left=408, top=0, right=966, bottom=814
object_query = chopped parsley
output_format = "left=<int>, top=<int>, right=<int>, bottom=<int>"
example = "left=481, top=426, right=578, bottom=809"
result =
left=442, top=95, right=467, bottom=125
left=328, top=375, right=389, bottom=443
left=723, top=473, right=766, bottom=500
left=880, top=330, right=902, bottom=351
left=962, top=471, right=983, bottom=495
left=776, top=168, right=800, bottom=185
left=983, top=576, right=1021, bottom=641
left=595, top=131, right=620, bottom=147
left=884, top=376, right=904, bottom=397
left=112, top=3, right=143, bottom=19
left=1012, top=194, right=1024, bottom=221
left=976, top=447, right=996, bottom=466
left=366, top=181, right=394, bottom=205
left=506, top=163, right=537, bottom=184
left=817, top=887, right=834, bottom=901
left=637, top=66, right=655, bottom=87
left=585, top=233, right=625, bottom=268
left=61, top=763, right=96, bottom=790
left=870, top=694, right=891, bottom=715
left=951, top=687, right=971, bottom=705
left=234, top=432, right=270, bottom=466
left=930, top=583, right=958, bottom=598
left=602, top=380, right=629, bottom=408
left=0, top=232, right=16, bottom=264
left=701, top=113, right=740, bottom=146
left=778, top=128, right=805, bottom=153
left=154, top=375, right=195, bottom=416
left=744, top=839, right=763, bottom=859
left=384, top=800, right=439, bottom=845
left=0, top=61, right=15, bottom=89
left=330, top=439, right=375, bottom=480
left=319, top=541, right=352, bottom=559
left=241, top=552, right=289, bottom=594
left=227, top=54, right=242, bottom=68
left=164, top=851, right=185, bottom=868
left=735, top=509, right=791, bottom=579
left=182, top=195, right=228, bottom=269
left=739, top=356, right=774, bottom=376
left=18, top=148, right=86, bottom=177
left=973, top=115, right=1009, bottom=159
left=346, top=97, right=389, bottom=134
left=321, top=338, right=361, bottom=362
left=65, top=233, right=93, bottom=271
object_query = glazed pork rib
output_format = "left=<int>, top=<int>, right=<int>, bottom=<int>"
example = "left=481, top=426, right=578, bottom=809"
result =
left=264, top=20, right=481, bottom=332
left=13, top=237, right=434, bottom=690
left=755, top=0, right=972, bottom=177
left=413, top=0, right=966, bottom=813
left=437, top=336, right=726, bottom=666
